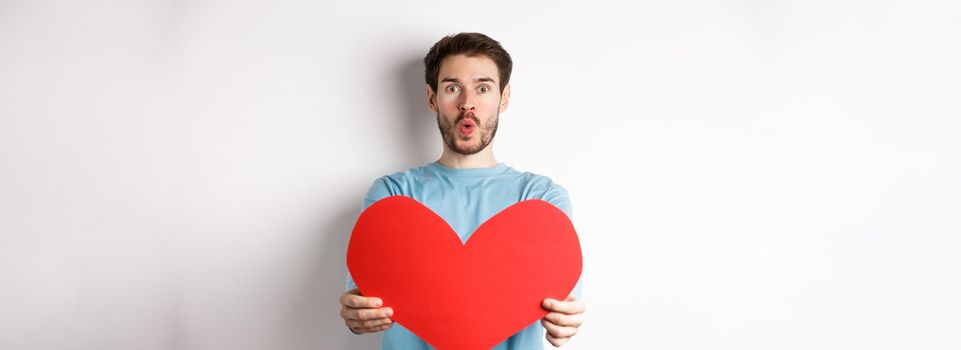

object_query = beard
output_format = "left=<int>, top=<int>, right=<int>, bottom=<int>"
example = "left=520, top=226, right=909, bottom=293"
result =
left=436, top=110, right=499, bottom=155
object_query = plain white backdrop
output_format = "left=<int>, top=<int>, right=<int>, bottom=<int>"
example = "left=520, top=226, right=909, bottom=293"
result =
left=1, top=0, right=959, bottom=349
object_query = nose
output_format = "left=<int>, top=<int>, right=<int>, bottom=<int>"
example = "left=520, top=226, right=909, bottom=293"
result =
left=459, top=91, right=477, bottom=112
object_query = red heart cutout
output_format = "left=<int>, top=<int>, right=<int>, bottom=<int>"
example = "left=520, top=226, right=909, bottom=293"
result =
left=347, top=196, right=582, bottom=350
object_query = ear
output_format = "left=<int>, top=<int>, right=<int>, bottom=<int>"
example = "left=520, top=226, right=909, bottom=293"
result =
left=426, top=84, right=438, bottom=113
left=498, top=84, right=511, bottom=113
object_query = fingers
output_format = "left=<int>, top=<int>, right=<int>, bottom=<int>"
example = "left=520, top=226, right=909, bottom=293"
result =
left=347, top=316, right=394, bottom=329
left=342, top=307, right=394, bottom=334
left=542, top=318, right=577, bottom=344
left=339, top=288, right=361, bottom=302
left=339, top=289, right=394, bottom=334
left=340, top=290, right=384, bottom=309
left=341, top=305, right=393, bottom=321
left=368, top=323, right=393, bottom=333
left=546, top=333, right=569, bottom=347
left=542, top=295, right=584, bottom=346
left=347, top=319, right=394, bottom=334
left=542, top=296, right=586, bottom=315
left=544, top=311, right=583, bottom=328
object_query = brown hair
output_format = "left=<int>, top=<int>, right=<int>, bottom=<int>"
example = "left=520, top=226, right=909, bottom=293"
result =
left=423, top=32, right=513, bottom=93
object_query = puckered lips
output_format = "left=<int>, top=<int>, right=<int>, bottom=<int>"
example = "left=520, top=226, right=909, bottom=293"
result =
left=458, top=116, right=477, bottom=137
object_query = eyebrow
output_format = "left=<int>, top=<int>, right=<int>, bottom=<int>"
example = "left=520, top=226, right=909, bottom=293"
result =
left=440, top=77, right=497, bottom=84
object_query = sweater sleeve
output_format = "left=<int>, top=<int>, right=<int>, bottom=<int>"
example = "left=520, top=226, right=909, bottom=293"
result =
left=540, top=182, right=573, bottom=219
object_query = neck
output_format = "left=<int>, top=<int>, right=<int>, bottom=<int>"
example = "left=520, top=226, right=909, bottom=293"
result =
left=437, top=143, right=498, bottom=169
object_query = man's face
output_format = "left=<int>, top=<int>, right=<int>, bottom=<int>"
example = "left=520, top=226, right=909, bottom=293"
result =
left=428, top=54, right=510, bottom=155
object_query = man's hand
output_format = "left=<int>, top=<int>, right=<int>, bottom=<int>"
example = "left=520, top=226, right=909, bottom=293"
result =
left=541, top=295, right=585, bottom=347
left=339, top=288, right=394, bottom=334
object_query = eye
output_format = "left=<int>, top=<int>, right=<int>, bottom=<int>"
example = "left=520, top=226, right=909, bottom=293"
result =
left=479, top=86, right=490, bottom=93
left=446, top=85, right=460, bottom=93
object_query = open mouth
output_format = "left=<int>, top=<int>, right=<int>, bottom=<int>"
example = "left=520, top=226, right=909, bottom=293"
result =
left=458, top=117, right=477, bottom=136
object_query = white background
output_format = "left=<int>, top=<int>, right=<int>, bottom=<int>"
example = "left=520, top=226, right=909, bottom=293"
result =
left=1, top=0, right=959, bottom=349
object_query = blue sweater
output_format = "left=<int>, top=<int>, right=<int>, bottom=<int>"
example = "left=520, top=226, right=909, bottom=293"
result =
left=346, top=161, right=581, bottom=350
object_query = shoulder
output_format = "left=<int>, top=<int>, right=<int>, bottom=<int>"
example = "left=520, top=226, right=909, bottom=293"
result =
left=513, top=168, right=573, bottom=218
left=362, top=164, right=435, bottom=209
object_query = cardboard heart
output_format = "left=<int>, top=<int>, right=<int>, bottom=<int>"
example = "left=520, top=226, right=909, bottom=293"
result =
left=347, top=195, right=582, bottom=350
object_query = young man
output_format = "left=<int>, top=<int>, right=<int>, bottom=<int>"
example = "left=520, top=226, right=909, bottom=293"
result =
left=339, top=32, right=585, bottom=349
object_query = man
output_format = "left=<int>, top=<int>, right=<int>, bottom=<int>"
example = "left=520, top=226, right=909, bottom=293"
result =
left=339, top=32, right=585, bottom=349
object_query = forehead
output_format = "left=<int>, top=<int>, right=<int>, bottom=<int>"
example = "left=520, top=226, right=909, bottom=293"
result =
left=438, top=54, right=499, bottom=84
